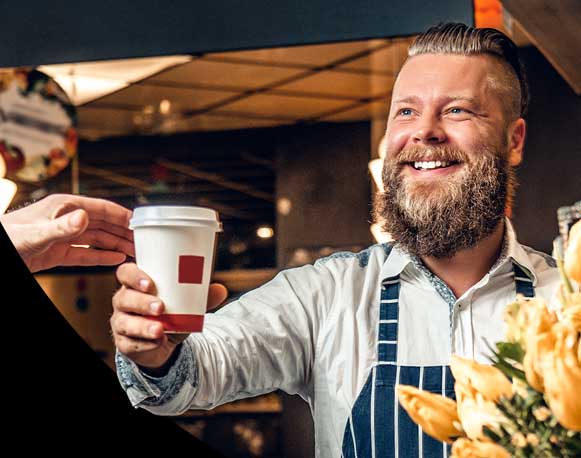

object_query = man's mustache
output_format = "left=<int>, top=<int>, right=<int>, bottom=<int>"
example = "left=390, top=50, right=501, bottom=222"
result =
left=389, top=145, right=470, bottom=165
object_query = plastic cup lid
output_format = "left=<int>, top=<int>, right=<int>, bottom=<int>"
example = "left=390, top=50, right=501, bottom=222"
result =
left=130, top=205, right=223, bottom=232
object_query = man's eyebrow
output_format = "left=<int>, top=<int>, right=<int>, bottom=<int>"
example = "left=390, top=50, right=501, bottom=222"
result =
left=444, top=95, right=481, bottom=106
left=393, top=96, right=421, bottom=104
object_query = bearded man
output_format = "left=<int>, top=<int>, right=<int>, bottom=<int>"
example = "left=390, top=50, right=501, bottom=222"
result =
left=112, top=23, right=560, bottom=458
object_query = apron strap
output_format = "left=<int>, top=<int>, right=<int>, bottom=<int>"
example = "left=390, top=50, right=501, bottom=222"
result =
left=378, top=276, right=400, bottom=363
left=512, top=263, right=535, bottom=298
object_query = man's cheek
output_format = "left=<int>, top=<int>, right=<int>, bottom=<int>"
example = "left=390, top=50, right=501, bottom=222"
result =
left=385, top=128, right=410, bottom=158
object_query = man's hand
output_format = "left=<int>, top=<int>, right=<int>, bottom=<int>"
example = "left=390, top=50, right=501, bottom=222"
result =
left=111, top=262, right=228, bottom=372
left=0, top=193, right=135, bottom=272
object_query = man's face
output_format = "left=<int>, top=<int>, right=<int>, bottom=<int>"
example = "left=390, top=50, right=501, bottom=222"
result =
left=375, top=54, right=523, bottom=258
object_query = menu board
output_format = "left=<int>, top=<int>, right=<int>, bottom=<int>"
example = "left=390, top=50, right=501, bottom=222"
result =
left=0, top=69, right=77, bottom=182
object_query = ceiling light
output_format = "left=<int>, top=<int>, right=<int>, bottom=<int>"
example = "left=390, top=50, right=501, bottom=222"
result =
left=276, top=197, right=292, bottom=216
left=38, top=55, right=192, bottom=106
left=257, top=226, right=274, bottom=239
left=368, top=158, right=384, bottom=191
left=0, top=178, right=17, bottom=215
left=159, top=99, right=172, bottom=115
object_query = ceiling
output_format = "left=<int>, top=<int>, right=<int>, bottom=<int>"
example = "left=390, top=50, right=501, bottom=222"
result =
left=65, top=36, right=414, bottom=139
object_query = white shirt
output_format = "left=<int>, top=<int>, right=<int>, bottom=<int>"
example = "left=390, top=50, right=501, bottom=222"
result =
left=116, top=219, right=559, bottom=458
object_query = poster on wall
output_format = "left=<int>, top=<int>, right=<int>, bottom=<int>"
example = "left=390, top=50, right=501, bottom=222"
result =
left=0, top=68, right=77, bottom=182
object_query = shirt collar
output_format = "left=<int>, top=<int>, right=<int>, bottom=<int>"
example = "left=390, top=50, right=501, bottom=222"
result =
left=380, top=243, right=414, bottom=280
left=502, top=217, right=539, bottom=286
left=379, top=217, right=539, bottom=286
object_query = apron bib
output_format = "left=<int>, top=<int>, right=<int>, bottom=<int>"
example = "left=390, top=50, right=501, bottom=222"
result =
left=341, top=263, right=534, bottom=458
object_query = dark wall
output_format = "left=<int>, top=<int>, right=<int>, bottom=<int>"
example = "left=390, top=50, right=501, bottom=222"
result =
left=275, top=121, right=372, bottom=458
left=511, top=46, right=581, bottom=254
left=276, top=122, right=374, bottom=268
left=1, top=0, right=473, bottom=67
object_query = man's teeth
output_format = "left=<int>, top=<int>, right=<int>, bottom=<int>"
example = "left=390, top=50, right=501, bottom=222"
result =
left=413, top=160, right=452, bottom=170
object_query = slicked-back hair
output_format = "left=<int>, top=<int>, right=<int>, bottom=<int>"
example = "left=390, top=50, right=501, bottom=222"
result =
left=407, top=22, right=528, bottom=120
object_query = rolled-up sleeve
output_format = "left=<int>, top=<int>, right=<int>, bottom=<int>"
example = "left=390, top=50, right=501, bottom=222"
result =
left=115, top=263, right=334, bottom=415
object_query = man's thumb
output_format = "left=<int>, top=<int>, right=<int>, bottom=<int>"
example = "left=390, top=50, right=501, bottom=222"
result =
left=46, top=209, right=89, bottom=243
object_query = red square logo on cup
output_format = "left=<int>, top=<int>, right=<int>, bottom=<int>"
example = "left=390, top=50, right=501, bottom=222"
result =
left=178, top=255, right=205, bottom=284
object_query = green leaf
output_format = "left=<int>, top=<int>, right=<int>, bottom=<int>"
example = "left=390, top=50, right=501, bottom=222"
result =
left=497, top=341, right=526, bottom=363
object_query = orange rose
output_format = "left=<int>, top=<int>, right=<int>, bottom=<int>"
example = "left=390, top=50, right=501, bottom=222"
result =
left=451, top=438, right=510, bottom=458
left=564, top=221, right=581, bottom=283
left=396, top=385, right=463, bottom=443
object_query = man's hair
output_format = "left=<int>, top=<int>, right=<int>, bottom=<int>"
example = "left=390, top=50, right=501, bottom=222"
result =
left=407, top=22, right=529, bottom=120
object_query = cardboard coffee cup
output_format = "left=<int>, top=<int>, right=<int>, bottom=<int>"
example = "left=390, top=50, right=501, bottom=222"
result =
left=130, top=206, right=222, bottom=333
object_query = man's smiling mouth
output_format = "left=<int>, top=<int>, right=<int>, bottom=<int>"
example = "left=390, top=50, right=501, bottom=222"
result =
left=408, top=160, right=461, bottom=171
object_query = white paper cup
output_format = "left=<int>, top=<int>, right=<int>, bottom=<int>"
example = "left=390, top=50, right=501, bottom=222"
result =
left=130, top=206, right=222, bottom=333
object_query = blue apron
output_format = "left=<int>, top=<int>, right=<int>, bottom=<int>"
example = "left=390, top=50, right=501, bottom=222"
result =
left=341, top=263, right=534, bottom=458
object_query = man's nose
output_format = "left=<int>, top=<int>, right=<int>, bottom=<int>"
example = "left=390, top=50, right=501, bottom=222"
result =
left=412, top=114, right=446, bottom=144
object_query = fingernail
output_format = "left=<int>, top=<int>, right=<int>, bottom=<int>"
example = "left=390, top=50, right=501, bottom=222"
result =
left=150, top=301, right=162, bottom=314
left=139, top=279, right=150, bottom=291
left=149, top=324, right=160, bottom=337
left=70, top=211, right=84, bottom=229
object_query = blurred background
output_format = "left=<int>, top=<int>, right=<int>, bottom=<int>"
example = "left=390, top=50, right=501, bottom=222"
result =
left=1, top=1, right=579, bottom=457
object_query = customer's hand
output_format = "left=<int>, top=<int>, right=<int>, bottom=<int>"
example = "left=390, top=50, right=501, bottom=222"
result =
left=0, top=193, right=135, bottom=272
left=111, top=262, right=228, bottom=373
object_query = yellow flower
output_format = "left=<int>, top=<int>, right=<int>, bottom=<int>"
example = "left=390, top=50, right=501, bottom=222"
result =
left=532, top=406, right=552, bottom=422
left=511, top=378, right=529, bottom=398
left=504, top=296, right=530, bottom=346
left=455, top=382, right=510, bottom=441
left=561, top=304, right=581, bottom=331
left=526, top=433, right=540, bottom=446
left=450, top=356, right=512, bottom=441
left=524, top=326, right=555, bottom=392
left=504, top=297, right=554, bottom=348
left=511, top=432, right=527, bottom=447
left=450, top=355, right=513, bottom=402
left=542, top=324, right=581, bottom=431
left=564, top=220, right=581, bottom=283
left=396, top=385, right=464, bottom=443
left=451, top=438, right=510, bottom=458
left=523, top=303, right=559, bottom=392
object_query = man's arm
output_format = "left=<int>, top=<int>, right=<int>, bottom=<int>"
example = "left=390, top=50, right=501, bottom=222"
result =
left=112, top=262, right=331, bottom=416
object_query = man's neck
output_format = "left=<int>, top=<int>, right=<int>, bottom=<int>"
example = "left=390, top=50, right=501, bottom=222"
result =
left=420, top=220, right=506, bottom=299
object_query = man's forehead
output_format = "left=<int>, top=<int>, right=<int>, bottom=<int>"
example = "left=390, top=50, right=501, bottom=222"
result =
left=392, top=53, right=501, bottom=99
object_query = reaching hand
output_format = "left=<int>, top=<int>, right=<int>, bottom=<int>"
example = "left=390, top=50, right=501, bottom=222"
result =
left=0, top=193, right=135, bottom=272
left=111, top=262, right=228, bottom=372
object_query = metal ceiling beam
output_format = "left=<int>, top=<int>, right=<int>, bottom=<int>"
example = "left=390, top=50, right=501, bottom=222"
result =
left=79, top=164, right=152, bottom=191
left=78, top=163, right=266, bottom=220
left=158, top=158, right=275, bottom=202
left=240, top=152, right=276, bottom=170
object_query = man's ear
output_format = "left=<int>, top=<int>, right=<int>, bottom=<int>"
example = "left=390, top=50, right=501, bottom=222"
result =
left=507, top=118, right=526, bottom=166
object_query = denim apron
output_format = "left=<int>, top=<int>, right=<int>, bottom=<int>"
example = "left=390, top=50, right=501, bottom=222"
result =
left=341, top=263, right=535, bottom=458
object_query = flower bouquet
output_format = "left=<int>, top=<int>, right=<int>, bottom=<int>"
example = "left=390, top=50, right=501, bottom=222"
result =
left=397, top=217, right=581, bottom=458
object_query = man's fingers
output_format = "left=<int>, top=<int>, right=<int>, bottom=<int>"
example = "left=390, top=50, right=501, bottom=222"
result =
left=38, top=209, right=89, bottom=248
left=51, top=194, right=132, bottom=230
left=111, top=311, right=164, bottom=340
left=116, top=262, right=156, bottom=294
left=208, top=283, right=228, bottom=310
left=113, top=286, right=165, bottom=316
left=70, top=229, right=135, bottom=257
left=60, top=247, right=127, bottom=267
left=87, top=219, right=134, bottom=243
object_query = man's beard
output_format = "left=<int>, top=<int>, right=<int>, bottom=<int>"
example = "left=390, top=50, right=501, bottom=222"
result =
left=373, top=143, right=516, bottom=259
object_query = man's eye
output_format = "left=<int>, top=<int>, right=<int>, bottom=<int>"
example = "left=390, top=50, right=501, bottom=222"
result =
left=449, top=107, right=468, bottom=114
left=398, top=108, right=413, bottom=116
